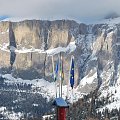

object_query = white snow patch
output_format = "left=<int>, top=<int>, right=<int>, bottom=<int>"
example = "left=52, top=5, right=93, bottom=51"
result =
left=79, top=72, right=97, bottom=87
left=0, top=106, right=23, bottom=120
left=0, top=41, right=76, bottom=55
left=46, top=41, right=76, bottom=55
left=33, top=104, right=39, bottom=107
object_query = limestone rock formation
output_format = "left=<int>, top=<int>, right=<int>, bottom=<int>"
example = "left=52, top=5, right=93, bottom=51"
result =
left=0, top=19, right=120, bottom=92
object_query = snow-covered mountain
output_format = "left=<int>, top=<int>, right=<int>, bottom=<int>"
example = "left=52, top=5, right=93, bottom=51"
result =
left=1, top=17, right=120, bottom=119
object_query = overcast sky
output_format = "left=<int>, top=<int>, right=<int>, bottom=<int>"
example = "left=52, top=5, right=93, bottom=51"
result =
left=0, top=0, right=120, bottom=23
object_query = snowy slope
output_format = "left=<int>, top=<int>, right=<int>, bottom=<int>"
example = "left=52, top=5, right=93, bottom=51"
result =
left=0, top=73, right=82, bottom=119
left=2, top=74, right=81, bottom=102
left=83, top=16, right=120, bottom=25
left=98, top=79, right=120, bottom=111
left=0, top=107, right=23, bottom=120
left=79, top=72, right=97, bottom=87
left=96, top=17, right=120, bottom=25
left=75, top=17, right=120, bottom=113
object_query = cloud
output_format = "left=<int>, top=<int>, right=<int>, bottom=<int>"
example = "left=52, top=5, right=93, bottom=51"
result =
left=0, top=0, right=120, bottom=22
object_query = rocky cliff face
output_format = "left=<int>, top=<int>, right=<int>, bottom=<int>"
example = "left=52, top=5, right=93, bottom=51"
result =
left=0, top=20, right=79, bottom=81
left=0, top=19, right=120, bottom=91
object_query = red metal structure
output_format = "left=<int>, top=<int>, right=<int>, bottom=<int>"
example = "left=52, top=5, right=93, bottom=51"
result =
left=53, top=97, right=69, bottom=120
left=58, top=107, right=66, bottom=120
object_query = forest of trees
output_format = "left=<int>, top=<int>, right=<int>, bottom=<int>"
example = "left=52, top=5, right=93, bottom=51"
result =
left=0, top=77, right=120, bottom=120
left=42, top=88, right=120, bottom=120
left=66, top=89, right=120, bottom=120
left=0, top=77, right=54, bottom=120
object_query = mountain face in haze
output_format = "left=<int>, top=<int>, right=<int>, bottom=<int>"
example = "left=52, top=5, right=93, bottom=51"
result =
left=0, top=19, right=120, bottom=92
left=104, top=12, right=120, bottom=19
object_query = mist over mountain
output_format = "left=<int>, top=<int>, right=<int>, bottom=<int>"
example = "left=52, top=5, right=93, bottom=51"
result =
left=104, top=12, right=120, bottom=19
